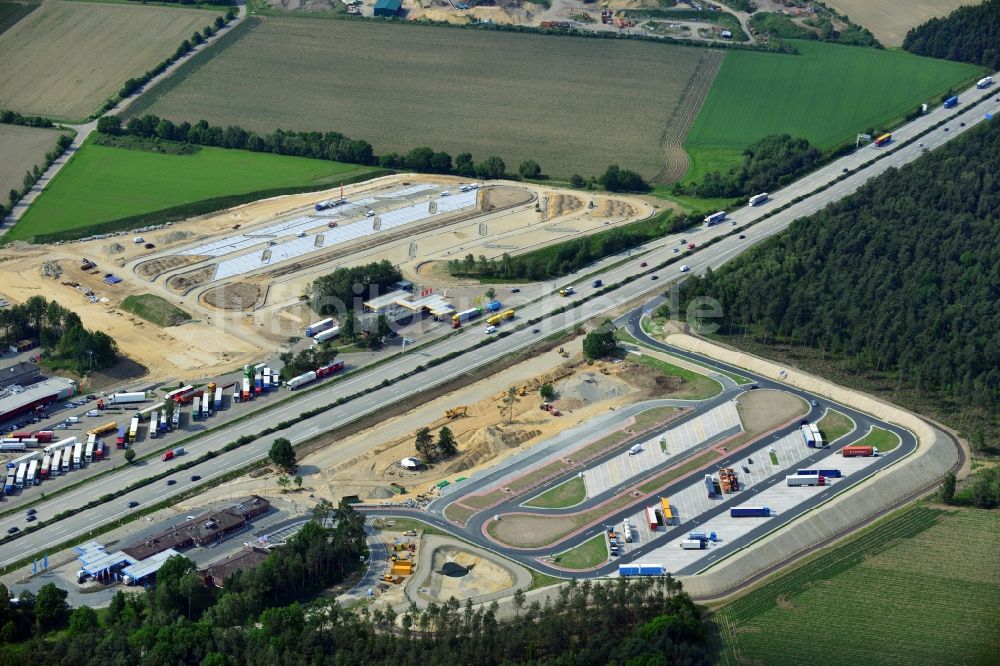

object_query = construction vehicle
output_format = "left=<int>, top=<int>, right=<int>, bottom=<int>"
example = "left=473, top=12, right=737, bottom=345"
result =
left=517, top=386, right=529, bottom=397
left=445, top=406, right=468, bottom=419
left=599, top=365, right=609, bottom=375
left=718, top=468, right=738, bottom=493
left=540, top=403, right=561, bottom=416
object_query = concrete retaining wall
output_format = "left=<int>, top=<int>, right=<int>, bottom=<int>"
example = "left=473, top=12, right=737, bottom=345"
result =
left=666, top=334, right=959, bottom=599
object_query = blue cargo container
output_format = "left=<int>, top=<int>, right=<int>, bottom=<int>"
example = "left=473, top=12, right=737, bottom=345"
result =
left=619, top=565, right=641, bottom=576
left=796, top=470, right=819, bottom=476
left=730, top=506, right=771, bottom=518
left=688, top=531, right=707, bottom=542
left=944, top=95, right=959, bottom=108
left=818, top=469, right=843, bottom=478
left=486, top=300, right=502, bottom=312
left=639, top=564, right=664, bottom=576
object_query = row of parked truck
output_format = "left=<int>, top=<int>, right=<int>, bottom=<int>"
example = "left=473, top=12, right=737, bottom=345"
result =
left=2, top=433, right=103, bottom=495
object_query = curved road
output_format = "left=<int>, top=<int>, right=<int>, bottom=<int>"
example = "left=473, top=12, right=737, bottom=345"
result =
left=0, top=75, right=995, bottom=568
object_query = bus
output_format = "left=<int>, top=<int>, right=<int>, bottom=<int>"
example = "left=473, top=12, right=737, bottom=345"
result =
left=874, top=133, right=892, bottom=147
left=646, top=506, right=659, bottom=531
left=748, top=193, right=768, bottom=207
left=128, top=416, right=139, bottom=442
left=704, top=211, right=726, bottom=226
left=660, top=497, right=673, bottom=525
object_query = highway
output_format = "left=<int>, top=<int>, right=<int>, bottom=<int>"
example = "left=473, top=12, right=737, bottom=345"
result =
left=1, top=76, right=995, bottom=568
left=359, top=302, right=917, bottom=578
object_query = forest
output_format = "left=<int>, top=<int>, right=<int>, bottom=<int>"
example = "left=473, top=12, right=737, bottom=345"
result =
left=678, top=117, right=1000, bottom=450
left=309, top=260, right=402, bottom=316
left=903, top=0, right=1000, bottom=69
left=0, top=296, right=117, bottom=375
left=0, top=503, right=709, bottom=664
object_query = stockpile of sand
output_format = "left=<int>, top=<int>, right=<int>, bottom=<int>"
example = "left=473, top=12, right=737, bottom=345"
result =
left=105, top=242, right=124, bottom=255
left=555, top=371, right=630, bottom=410
left=453, top=426, right=543, bottom=471
left=426, top=546, right=513, bottom=599
left=545, top=193, right=583, bottom=219
left=595, top=199, right=636, bottom=218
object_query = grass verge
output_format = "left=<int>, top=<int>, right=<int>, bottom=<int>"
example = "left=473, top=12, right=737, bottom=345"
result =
left=524, top=476, right=586, bottom=509
left=857, top=426, right=901, bottom=453
left=120, top=293, right=192, bottom=327
left=370, top=516, right=448, bottom=537
left=632, top=354, right=722, bottom=400
left=817, top=409, right=854, bottom=443
left=553, top=534, right=608, bottom=570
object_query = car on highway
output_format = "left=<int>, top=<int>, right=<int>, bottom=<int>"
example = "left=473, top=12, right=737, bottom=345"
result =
left=918, top=143, right=923, bottom=147
left=640, top=262, right=648, bottom=267
left=944, top=127, right=949, bottom=131
left=687, top=243, right=696, bottom=249
left=531, top=328, right=540, bottom=334
left=127, top=501, right=139, bottom=508
left=650, top=275, right=659, bottom=280
left=26, top=509, right=36, bottom=516
left=190, top=475, right=201, bottom=482
left=960, top=122, right=966, bottom=127
left=842, top=167, right=849, bottom=173
left=679, top=239, right=686, bottom=244
left=25, top=515, right=36, bottom=523
left=672, top=247, right=679, bottom=253
left=510, top=288, right=520, bottom=293
left=6, top=527, right=18, bottom=535
left=738, top=234, right=746, bottom=239
left=144, top=243, right=155, bottom=249
left=679, top=265, right=690, bottom=273
left=166, top=479, right=176, bottom=486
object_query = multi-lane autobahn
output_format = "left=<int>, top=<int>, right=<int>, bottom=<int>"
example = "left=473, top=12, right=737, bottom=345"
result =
left=1, top=74, right=995, bottom=569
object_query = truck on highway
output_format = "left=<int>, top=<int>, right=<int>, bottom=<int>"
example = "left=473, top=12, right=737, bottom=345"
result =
left=977, top=76, right=993, bottom=89
left=97, top=392, right=146, bottom=409
left=72, top=441, right=83, bottom=469
left=451, top=307, right=483, bottom=328
left=874, top=133, right=892, bottom=147
left=213, top=386, right=223, bottom=411
left=842, top=445, right=877, bottom=457
left=681, top=539, right=706, bottom=550
left=787, top=474, right=826, bottom=487
left=944, top=95, right=959, bottom=108
left=730, top=506, right=771, bottom=518
left=288, top=371, right=317, bottom=390
left=704, top=211, right=726, bottom=226
left=748, top=193, right=769, bottom=206
left=305, top=317, right=335, bottom=337
left=15, top=462, right=26, bottom=489
left=161, top=447, right=184, bottom=461
left=192, top=396, right=201, bottom=421
left=313, top=326, right=340, bottom=345
left=128, top=415, right=139, bottom=442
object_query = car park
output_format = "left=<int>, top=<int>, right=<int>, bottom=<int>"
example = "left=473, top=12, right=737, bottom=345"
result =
left=742, top=466, right=751, bottom=474
left=747, top=457, right=754, bottom=465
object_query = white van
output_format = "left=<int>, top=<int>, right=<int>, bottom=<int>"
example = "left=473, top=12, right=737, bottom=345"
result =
left=485, top=325, right=497, bottom=334
left=679, top=265, right=690, bottom=273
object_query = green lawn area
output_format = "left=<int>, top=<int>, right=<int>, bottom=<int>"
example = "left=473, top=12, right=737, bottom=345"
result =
left=370, top=516, right=448, bottom=537
left=554, top=534, right=608, bottom=570
left=685, top=40, right=982, bottom=179
left=817, top=409, right=854, bottom=443
left=10, top=138, right=379, bottom=242
left=633, top=406, right=680, bottom=430
left=120, top=294, right=191, bottom=327
left=856, top=426, right=901, bottom=452
left=710, top=507, right=1000, bottom=665
left=524, top=476, right=586, bottom=509
left=528, top=569, right=565, bottom=590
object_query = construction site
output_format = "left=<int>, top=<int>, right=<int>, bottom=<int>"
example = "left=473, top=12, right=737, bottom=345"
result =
left=0, top=174, right=654, bottom=383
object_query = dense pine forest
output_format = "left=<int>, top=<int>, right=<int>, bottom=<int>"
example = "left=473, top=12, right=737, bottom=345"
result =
left=679, top=117, right=1000, bottom=451
left=903, top=0, right=1000, bottom=69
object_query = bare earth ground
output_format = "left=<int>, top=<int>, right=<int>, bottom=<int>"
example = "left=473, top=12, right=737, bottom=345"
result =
left=0, top=0, right=222, bottom=119
left=0, top=124, right=64, bottom=204
left=824, top=0, right=977, bottom=47
left=736, top=389, right=807, bottom=434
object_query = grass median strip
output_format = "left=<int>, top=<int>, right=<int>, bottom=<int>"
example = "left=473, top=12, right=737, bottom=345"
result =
left=817, top=409, right=854, bottom=443
left=524, top=477, right=586, bottom=509
left=856, top=426, right=901, bottom=453
left=553, top=534, right=608, bottom=570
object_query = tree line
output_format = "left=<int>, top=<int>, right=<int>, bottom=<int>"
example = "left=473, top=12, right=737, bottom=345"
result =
left=675, top=134, right=822, bottom=198
left=309, top=260, right=402, bottom=315
left=0, top=110, right=54, bottom=129
left=678, top=117, right=1000, bottom=451
left=448, top=209, right=700, bottom=281
left=749, top=9, right=880, bottom=48
left=903, top=0, right=1000, bottom=70
left=4, top=133, right=72, bottom=221
left=0, top=296, right=118, bottom=375
left=1, top=560, right=709, bottom=664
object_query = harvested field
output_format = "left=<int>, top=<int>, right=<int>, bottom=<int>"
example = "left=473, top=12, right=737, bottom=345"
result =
left=824, top=0, right=978, bottom=47
left=736, top=389, right=807, bottom=434
left=135, top=254, right=205, bottom=280
left=0, top=123, right=64, bottom=204
left=131, top=17, right=709, bottom=178
left=0, top=0, right=223, bottom=119
left=202, top=282, right=261, bottom=310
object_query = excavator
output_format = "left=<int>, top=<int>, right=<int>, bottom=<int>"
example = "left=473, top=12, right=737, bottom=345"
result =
left=445, top=406, right=468, bottom=419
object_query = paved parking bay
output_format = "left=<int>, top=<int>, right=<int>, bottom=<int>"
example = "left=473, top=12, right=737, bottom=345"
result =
left=583, top=402, right=740, bottom=497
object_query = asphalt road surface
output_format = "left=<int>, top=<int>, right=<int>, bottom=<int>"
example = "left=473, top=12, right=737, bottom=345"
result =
left=1, top=75, right=994, bottom=568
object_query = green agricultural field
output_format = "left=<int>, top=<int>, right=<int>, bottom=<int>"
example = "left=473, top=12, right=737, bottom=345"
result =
left=711, top=507, right=1000, bottom=665
left=684, top=40, right=982, bottom=181
left=128, top=17, right=713, bottom=179
left=9, top=139, right=379, bottom=242
left=120, top=294, right=191, bottom=327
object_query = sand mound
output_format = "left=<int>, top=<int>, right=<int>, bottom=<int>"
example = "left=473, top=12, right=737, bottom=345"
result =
left=105, top=242, right=124, bottom=255
left=367, top=486, right=395, bottom=500
left=622, top=363, right=683, bottom=393
left=163, top=230, right=191, bottom=244
left=452, top=426, right=542, bottom=471
left=557, top=371, right=630, bottom=405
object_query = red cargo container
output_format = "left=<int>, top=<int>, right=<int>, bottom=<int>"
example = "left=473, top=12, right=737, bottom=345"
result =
left=32, top=431, right=54, bottom=443
left=11, top=431, right=32, bottom=440
left=841, top=445, right=875, bottom=457
left=316, top=360, right=345, bottom=378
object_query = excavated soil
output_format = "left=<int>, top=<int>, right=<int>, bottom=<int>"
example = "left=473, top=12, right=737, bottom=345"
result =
left=166, top=265, right=216, bottom=293
left=482, top=186, right=534, bottom=211
left=136, top=254, right=205, bottom=280
left=202, top=282, right=261, bottom=310
left=594, top=199, right=636, bottom=218
left=425, top=546, right=513, bottom=599
left=544, top=193, right=583, bottom=219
